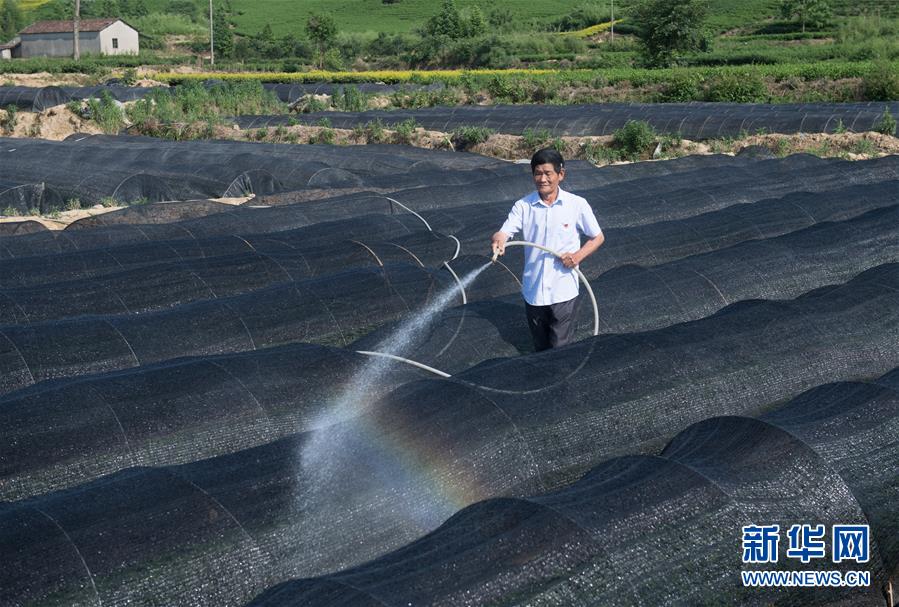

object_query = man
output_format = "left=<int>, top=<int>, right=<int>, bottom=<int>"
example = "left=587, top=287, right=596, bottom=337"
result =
left=491, top=148, right=604, bottom=351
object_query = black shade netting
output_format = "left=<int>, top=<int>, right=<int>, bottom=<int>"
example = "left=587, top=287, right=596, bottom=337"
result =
left=0, top=179, right=66, bottom=216
left=0, top=213, right=429, bottom=287
left=354, top=204, right=899, bottom=373
left=0, top=230, right=463, bottom=324
left=234, top=101, right=899, bottom=139
left=252, top=370, right=899, bottom=606
left=0, top=264, right=895, bottom=607
left=0, top=220, right=47, bottom=236
left=1, top=153, right=895, bottom=261
left=262, top=82, right=446, bottom=104
left=0, top=135, right=502, bottom=210
left=63, top=85, right=161, bottom=103
left=68, top=199, right=237, bottom=228
left=0, top=196, right=423, bottom=260
left=0, top=342, right=429, bottom=502
left=0, top=86, right=70, bottom=111
left=0, top=261, right=520, bottom=396
left=14, top=177, right=896, bottom=325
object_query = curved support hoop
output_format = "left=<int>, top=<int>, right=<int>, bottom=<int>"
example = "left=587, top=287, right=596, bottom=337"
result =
left=447, top=234, right=461, bottom=260
left=382, top=196, right=433, bottom=232
left=442, top=260, right=468, bottom=305
left=355, top=350, right=452, bottom=378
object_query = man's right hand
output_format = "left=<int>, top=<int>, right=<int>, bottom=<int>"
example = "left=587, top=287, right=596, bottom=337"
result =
left=491, top=232, right=508, bottom=257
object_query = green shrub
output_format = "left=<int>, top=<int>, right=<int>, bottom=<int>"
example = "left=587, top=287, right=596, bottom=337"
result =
left=704, top=70, right=767, bottom=102
left=335, top=85, right=367, bottom=112
left=121, top=67, right=138, bottom=86
left=363, top=119, right=386, bottom=143
left=583, top=140, right=622, bottom=165
left=392, top=118, right=419, bottom=144
left=522, top=127, right=552, bottom=149
left=874, top=107, right=897, bottom=135
left=297, top=96, right=328, bottom=113
left=2, top=104, right=17, bottom=132
left=313, top=126, right=335, bottom=144
left=451, top=125, right=493, bottom=149
left=64, top=198, right=82, bottom=211
left=612, top=120, right=657, bottom=160
left=862, top=62, right=899, bottom=101
left=656, top=75, right=702, bottom=102
left=485, top=75, right=529, bottom=102
left=86, top=91, right=125, bottom=134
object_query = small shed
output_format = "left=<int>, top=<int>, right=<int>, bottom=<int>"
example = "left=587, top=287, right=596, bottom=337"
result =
left=0, top=40, right=18, bottom=60
left=17, top=18, right=139, bottom=58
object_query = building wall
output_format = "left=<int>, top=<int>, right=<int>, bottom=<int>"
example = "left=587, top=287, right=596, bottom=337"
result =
left=20, top=31, right=101, bottom=58
left=0, top=49, right=10, bottom=60
left=99, top=21, right=138, bottom=55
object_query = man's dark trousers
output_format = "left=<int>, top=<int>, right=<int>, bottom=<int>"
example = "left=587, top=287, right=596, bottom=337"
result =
left=525, top=296, right=580, bottom=352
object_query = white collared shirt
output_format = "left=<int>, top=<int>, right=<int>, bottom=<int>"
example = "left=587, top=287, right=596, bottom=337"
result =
left=499, top=188, right=602, bottom=306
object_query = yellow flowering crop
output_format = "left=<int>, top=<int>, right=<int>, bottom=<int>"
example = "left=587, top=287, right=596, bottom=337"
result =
left=152, top=68, right=570, bottom=85
left=560, top=19, right=623, bottom=38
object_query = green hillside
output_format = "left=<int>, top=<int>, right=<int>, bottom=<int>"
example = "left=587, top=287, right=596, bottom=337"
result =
left=228, top=0, right=580, bottom=37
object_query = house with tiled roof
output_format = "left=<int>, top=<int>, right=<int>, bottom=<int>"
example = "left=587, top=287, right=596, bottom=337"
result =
left=14, top=18, right=138, bottom=58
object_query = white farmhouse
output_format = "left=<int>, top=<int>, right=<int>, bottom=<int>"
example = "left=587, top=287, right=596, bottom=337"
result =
left=15, top=18, right=139, bottom=58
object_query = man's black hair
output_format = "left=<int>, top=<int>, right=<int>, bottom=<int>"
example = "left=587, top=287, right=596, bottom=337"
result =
left=531, top=148, right=565, bottom=173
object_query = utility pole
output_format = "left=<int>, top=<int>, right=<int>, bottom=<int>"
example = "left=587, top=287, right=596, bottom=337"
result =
left=610, top=0, right=614, bottom=43
left=73, top=0, right=80, bottom=60
left=209, top=0, right=214, bottom=66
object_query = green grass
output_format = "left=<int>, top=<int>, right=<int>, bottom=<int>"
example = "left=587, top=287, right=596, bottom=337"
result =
left=228, top=0, right=587, bottom=36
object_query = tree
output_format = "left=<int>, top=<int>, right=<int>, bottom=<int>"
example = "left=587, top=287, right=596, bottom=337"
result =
left=631, top=0, right=710, bottom=67
left=305, top=13, right=337, bottom=69
left=212, top=5, right=233, bottom=59
left=0, top=0, right=24, bottom=42
left=780, top=0, right=831, bottom=33
left=461, top=5, right=486, bottom=38
left=123, top=0, right=149, bottom=18
left=94, top=0, right=120, bottom=17
left=422, top=0, right=462, bottom=39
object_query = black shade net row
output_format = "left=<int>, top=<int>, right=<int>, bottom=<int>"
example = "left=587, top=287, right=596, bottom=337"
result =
left=235, top=100, right=899, bottom=139
left=0, top=230, right=461, bottom=324
left=262, top=82, right=445, bottom=105
left=430, top=178, right=899, bottom=281
left=0, top=342, right=430, bottom=502
left=1, top=263, right=896, bottom=607
left=0, top=219, right=45, bottom=236
left=0, top=182, right=895, bottom=330
left=0, top=147, right=766, bottom=252
left=0, top=134, right=505, bottom=213
left=0, top=257, right=522, bottom=397
left=2, top=151, right=896, bottom=261
left=354, top=204, right=899, bottom=373
left=0, top=178, right=64, bottom=215
left=250, top=369, right=899, bottom=607
left=0, top=149, right=753, bottom=252
left=0, top=213, right=430, bottom=287
left=0, top=85, right=164, bottom=111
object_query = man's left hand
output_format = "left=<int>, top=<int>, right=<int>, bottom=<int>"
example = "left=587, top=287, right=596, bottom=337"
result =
left=561, top=252, right=579, bottom=268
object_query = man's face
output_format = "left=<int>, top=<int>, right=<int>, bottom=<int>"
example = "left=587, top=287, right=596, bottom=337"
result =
left=532, top=163, right=565, bottom=200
